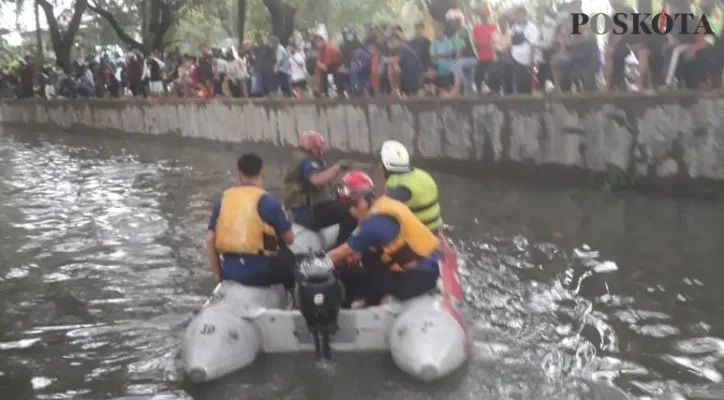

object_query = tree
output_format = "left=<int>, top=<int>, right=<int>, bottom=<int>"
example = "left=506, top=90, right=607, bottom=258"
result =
left=262, top=0, right=295, bottom=45
left=187, top=0, right=246, bottom=43
left=427, top=0, right=457, bottom=23
left=34, top=0, right=42, bottom=65
left=87, top=0, right=188, bottom=54
left=34, top=0, right=88, bottom=72
left=237, top=0, right=246, bottom=42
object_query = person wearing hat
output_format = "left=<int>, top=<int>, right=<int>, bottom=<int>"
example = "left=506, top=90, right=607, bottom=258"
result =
left=327, top=170, right=441, bottom=307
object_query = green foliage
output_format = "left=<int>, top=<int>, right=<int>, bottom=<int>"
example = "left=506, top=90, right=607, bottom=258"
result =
left=0, top=39, right=20, bottom=67
left=3, top=0, right=681, bottom=56
left=167, top=0, right=407, bottom=48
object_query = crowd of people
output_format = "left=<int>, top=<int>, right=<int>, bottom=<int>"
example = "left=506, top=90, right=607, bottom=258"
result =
left=4, top=0, right=723, bottom=100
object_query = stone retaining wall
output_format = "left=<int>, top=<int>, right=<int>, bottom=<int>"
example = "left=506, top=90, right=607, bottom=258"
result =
left=2, top=93, right=722, bottom=196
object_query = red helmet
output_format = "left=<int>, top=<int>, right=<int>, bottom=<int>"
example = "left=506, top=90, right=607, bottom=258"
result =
left=299, top=131, right=325, bottom=156
left=337, top=170, right=374, bottom=206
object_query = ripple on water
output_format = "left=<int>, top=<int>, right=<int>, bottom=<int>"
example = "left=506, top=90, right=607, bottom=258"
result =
left=4, top=266, right=30, bottom=280
left=0, top=338, right=41, bottom=350
left=3, top=132, right=724, bottom=399
left=32, top=376, right=54, bottom=390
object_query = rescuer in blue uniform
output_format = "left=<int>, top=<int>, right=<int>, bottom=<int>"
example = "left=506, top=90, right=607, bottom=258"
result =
left=326, top=170, right=440, bottom=307
left=282, top=130, right=358, bottom=246
left=206, top=153, right=296, bottom=289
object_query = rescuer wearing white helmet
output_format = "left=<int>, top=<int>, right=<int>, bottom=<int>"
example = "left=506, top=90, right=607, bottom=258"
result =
left=377, top=140, right=443, bottom=233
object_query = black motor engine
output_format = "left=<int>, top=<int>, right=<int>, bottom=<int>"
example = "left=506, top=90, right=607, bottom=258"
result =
left=294, top=252, right=345, bottom=359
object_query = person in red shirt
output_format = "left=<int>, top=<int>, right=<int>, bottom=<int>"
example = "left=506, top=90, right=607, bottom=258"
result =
left=313, top=35, right=344, bottom=97
left=472, top=5, right=497, bottom=93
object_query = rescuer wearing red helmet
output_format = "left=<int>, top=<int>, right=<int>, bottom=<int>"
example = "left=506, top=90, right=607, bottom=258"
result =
left=326, top=170, right=440, bottom=306
left=282, top=130, right=358, bottom=246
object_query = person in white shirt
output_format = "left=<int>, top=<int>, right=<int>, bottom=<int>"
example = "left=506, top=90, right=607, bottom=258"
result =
left=287, top=44, right=307, bottom=97
left=509, top=6, right=540, bottom=93
left=226, top=50, right=250, bottom=98
left=144, top=54, right=166, bottom=97
left=537, top=10, right=558, bottom=90
left=215, top=49, right=229, bottom=96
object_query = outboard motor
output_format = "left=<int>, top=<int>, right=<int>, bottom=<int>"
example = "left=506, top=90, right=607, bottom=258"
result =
left=294, top=252, right=345, bottom=360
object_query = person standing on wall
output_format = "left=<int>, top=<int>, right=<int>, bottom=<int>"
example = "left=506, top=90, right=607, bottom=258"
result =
left=509, top=6, right=540, bottom=94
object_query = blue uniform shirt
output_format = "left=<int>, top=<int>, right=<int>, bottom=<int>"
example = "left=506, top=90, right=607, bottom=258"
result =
left=346, top=215, right=439, bottom=273
left=207, top=193, right=292, bottom=281
left=386, top=186, right=412, bottom=203
left=291, top=158, right=324, bottom=223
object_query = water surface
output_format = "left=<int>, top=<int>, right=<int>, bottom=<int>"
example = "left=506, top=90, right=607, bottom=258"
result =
left=1, top=129, right=723, bottom=400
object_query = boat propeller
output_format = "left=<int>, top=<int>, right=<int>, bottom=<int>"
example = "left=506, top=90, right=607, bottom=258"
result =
left=294, top=251, right=345, bottom=360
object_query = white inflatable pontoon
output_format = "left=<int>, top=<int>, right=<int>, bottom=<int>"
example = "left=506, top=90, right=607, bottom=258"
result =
left=182, top=224, right=469, bottom=383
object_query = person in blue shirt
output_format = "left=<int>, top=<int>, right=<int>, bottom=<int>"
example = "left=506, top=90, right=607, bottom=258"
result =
left=206, top=153, right=296, bottom=289
left=282, top=131, right=358, bottom=247
left=326, top=171, right=440, bottom=308
left=387, top=33, right=423, bottom=96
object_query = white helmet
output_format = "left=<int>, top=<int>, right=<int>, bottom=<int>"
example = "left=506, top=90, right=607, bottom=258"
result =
left=379, top=140, right=410, bottom=173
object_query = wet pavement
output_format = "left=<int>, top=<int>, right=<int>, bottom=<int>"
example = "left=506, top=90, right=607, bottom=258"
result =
left=1, top=129, right=723, bottom=400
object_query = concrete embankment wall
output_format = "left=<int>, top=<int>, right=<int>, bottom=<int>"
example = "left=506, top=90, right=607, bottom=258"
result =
left=1, top=94, right=722, bottom=197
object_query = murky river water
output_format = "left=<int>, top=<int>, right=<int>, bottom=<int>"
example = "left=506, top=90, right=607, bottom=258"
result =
left=1, top=129, right=723, bottom=400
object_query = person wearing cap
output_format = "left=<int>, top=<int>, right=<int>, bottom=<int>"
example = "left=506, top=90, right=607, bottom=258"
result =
left=327, top=170, right=441, bottom=307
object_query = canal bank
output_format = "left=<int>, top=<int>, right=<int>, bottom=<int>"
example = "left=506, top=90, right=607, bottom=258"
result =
left=1, top=93, right=722, bottom=198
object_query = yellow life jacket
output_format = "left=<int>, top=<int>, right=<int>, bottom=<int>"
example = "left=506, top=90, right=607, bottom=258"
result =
left=386, top=168, right=442, bottom=232
left=214, top=185, right=278, bottom=256
left=368, top=196, right=439, bottom=272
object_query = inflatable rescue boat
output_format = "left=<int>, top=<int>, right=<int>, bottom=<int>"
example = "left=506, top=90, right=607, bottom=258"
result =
left=181, top=224, right=469, bottom=383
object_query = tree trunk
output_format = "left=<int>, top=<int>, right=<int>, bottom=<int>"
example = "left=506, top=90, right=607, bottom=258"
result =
left=237, top=0, right=246, bottom=44
left=37, top=0, right=87, bottom=73
left=149, top=0, right=173, bottom=53
left=34, top=0, right=44, bottom=66
left=88, top=0, right=176, bottom=55
left=54, top=43, right=72, bottom=75
left=427, top=0, right=456, bottom=24
left=262, top=0, right=295, bottom=46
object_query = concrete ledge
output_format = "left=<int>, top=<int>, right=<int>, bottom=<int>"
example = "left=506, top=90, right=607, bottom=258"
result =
left=2, top=92, right=723, bottom=199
